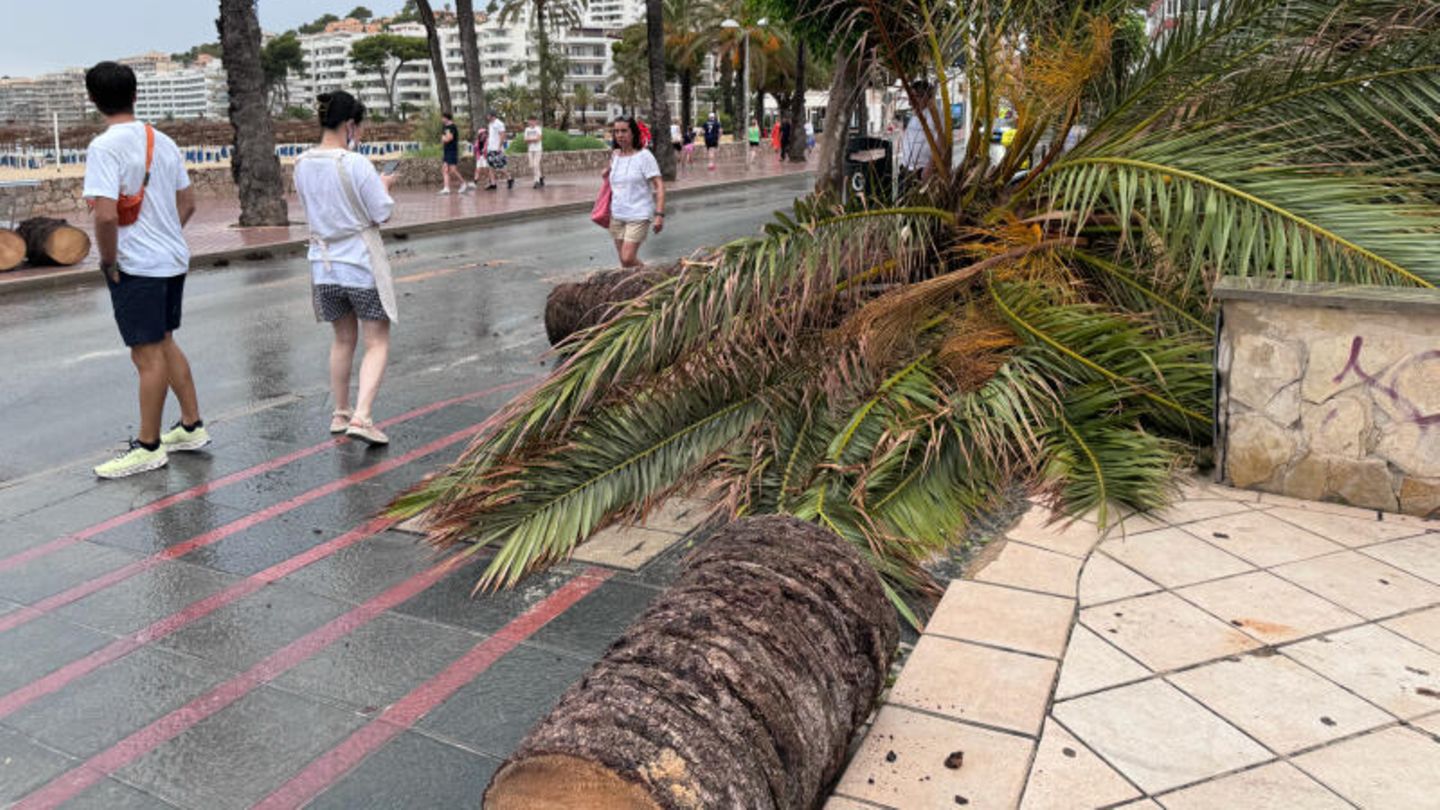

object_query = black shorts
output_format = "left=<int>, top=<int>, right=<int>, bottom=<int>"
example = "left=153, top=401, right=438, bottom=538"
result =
left=313, top=284, right=388, bottom=322
left=443, top=151, right=459, bottom=166
left=106, top=270, right=185, bottom=347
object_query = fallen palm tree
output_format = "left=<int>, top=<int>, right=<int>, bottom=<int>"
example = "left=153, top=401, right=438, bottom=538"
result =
left=545, top=266, right=669, bottom=346
left=484, top=515, right=898, bottom=809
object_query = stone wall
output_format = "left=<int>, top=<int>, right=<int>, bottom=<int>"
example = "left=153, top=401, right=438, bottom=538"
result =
left=0, top=143, right=752, bottom=221
left=1216, top=278, right=1440, bottom=517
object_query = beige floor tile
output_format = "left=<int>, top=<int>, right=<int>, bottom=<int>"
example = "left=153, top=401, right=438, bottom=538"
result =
left=1149, top=498, right=1255, bottom=526
left=1292, top=726, right=1440, bottom=809
left=1053, top=679, right=1270, bottom=794
left=1383, top=606, right=1440, bottom=654
left=1181, top=510, right=1344, bottom=567
left=1055, top=625, right=1151, bottom=700
left=1177, top=475, right=1256, bottom=502
left=822, top=797, right=885, bottom=810
left=1254, top=492, right=1381, bottom=516
left=1273, top=551, right=1440, bottom=620
left=925, top=580, right=1075, bottom=658
left=1267, top=506, right=1425, bottom=547
left=636, top=496, right=715, bottom=536
left=1080, top=592, right=1260, bottom=671
left=1363, top=533, right=1440, bottom=587
left=571, top=523, right=683, bottom=570
left=394, top=511, right=432, bottom=535
left=973, top=542, right=1083, bottom=597
left=1007, top=508, right=1103, bottom=557
left=833, top=706, right=1033, bottom=809
left=1079, top=553, right=1161, bottom=607
left=1178, top=571, right=1364, bottom=645
left=1169, top=654, right=1391, bottom=753
left=1284, top=625, right=1440, bottom=719
left=1101, top=528, right=1254, bottom=589
left=1156, top=762, right=1351, bottom=810
left=1114, top=802, right=1163, bottom=809
left=1020, top=718, right=1141, bottom=810
left=890, top=636, right=1057, bottom=735
left=1414, top=713, right=1440, bottom=736
left=1100, top=512, right=1170, bottom=540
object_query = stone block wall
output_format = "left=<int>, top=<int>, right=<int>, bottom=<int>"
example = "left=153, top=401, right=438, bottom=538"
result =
left=1216, top=278, right=1440, bottom=517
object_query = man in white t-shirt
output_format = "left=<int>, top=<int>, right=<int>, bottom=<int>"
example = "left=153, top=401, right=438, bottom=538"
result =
left=899, top=80, right=938, bottom=192
left=524, top=115, right=544, bottom=188
left=81, top=61, right=206, bottom=479
left=482, top=111, right=513, bottom=190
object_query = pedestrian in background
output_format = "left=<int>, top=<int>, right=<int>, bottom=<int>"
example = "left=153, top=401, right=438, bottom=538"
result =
left=602, top=117, right=664, bottom=269
left=83, top=61, right=208, bottom=479
left=483, top=110, right=514, bottom=190
left=702, top=111, right=722, bottom=170
left=899, top=80, right=937, bottom=192
left=524, top=115, right=544, bottom=188
left=294, top=90, right=397, bottom=446
left=804, top=119, right=815, bottom=156
left=438, top=111, right=469, bottom=194
left=780, top=115, right=793, bottom=161
left=747, top=118, right=761, bottom=164
left=681, top=123, right=697, bottom=170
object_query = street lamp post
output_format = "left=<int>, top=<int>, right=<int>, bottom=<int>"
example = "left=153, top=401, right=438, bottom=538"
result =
left=721, top=17, right=765, bottom=158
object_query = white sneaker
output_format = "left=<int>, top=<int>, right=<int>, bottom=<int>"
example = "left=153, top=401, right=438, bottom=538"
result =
left=438, top=187, right=452, bottom=195
left=461, top=182, right=475, bottom=193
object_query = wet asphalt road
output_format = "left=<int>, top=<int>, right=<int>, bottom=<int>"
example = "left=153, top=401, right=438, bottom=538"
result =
left=0, top=174, right=810, bottom=809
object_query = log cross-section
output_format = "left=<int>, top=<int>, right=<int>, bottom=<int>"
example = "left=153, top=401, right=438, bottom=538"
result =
left=485, top=515, right=899, bottom=809
left=15, top=217, right=91, bottom=266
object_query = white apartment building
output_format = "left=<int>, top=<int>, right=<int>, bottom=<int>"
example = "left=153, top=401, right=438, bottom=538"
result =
left=134, top=61, right=229, bottom=120
left=0, top=69, right=90, bottom=126
left=583, top=0, right=645, bottom=30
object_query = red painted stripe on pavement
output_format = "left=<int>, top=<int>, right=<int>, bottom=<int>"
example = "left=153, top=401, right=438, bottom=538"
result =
left=0, top=516, right=394, bottom=721
left=0, top=378, right=532, bottom=575
left=0, top=425, right=483, bottom=636
left=252, top=567, right=612, bottom=810
left=15, top=562, right=611, bottom=810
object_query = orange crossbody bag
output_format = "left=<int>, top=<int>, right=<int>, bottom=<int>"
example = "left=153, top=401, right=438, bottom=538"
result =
left=116, top=124, right=155, bottom=226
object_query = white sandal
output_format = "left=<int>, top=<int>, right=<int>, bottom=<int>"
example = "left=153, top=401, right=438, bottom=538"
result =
left=345, top=417, right=389, bottom=446
left=330, top=409, right=353, bottom=434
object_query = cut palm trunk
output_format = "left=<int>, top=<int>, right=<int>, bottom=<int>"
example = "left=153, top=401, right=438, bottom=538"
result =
left=0, top=229, right=24, bottom=271
left=485, top=515, right=898, bottom=809
left=544, top=267, right=665, bottom=345
left=16, top=217, right=90, bottom=266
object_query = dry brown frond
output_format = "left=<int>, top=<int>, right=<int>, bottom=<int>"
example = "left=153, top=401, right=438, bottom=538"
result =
left=1026, top=16, right=1115, bottom=110
left=935, top=304, right=1019, bottom=392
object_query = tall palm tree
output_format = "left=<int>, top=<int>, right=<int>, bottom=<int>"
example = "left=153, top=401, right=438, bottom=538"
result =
left=645, top=0, right=677, bottom=179
left=216, top=0, right=287, bottom=226
left=662, top=0, right=706, bottom=132
left=414, top=0, right=454, bottom=116
left=395, top=0, right=1440, bottom=622
left=784, top=39, right=806, bottom=162
left=456, top=0, right=487, bottom=134
left=496, top=0, right=586, bottom=126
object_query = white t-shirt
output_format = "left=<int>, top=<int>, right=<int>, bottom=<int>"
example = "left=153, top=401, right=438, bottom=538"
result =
left=82, top=121, right=191, bottom=278
left=900, top=106, right=937, bottom=171
left=609, top=149, right=660, bottom=221
left=293, top=149, right=394, bottom=288
left=525, top=125, right=542, bottom=152
left=487, top=119, right=506, bottom=153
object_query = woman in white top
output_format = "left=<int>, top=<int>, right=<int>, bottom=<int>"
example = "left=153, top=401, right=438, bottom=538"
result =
left=602, top=117, right=665, bottom=269
left=293, top=91, right=398, bottom=446
left=524, top=116, right=544, bottom=188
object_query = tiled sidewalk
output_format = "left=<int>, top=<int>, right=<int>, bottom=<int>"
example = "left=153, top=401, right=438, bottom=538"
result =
left=827, top=477, right=1440, bottom=809
left=0, top=156, right=810, bottom=292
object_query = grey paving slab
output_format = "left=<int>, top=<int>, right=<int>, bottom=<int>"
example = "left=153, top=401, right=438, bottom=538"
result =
left=0, top=540, right=144, bottom=604
left=51, top=560, right=240, bottom=636
left=0, top=468, right=106, bottom=518
left=0, top=614, right=112, bottom=695
left=529, top=579, right=660, bottom=659
left=175, top=509, right=358, bottom=578
left=416, top=642, right=593, bottom=758
left=85, top=499, right=250, bottom=555
left=154, top=584, right=352, bottom=672
left=0, top=725, right=76, bottom=803
left=394, top=562, right=585, bottom=635
left=4, top=646, right=233, bottom=759
left=273, top=612, right=479, bottom=713
left=114, top=685, right=368, bottom=810
left=0, top=517, right=56, bottom=559
left=279, top=530, right=439, bottom=606
left=308, top=730, right=501, bottom=810
left=6, top=487, right=141, bottom=537
left=61, top=777, right=180, bottom=809
left=192, top=451, right=386, bottom=513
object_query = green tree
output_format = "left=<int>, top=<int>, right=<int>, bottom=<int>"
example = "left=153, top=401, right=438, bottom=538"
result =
left=662, top=0, right=706, bottom=132
left=173, top=42, right=223, bottom=65
left=608, top=25, right=649, bottom=116
left=413, top=0, right=454, bottom=116
left=350, top=34, right=430, bottom=116
left=298, top=13, right=340, bottom=34
left=260, top=31, right=306, bottom=110
left=395, top=0, right=1440, bottom=621
left=572, top=82, right=593, bottom=130
left=348, top=5, right=374, bottom=19
left=493, top=0, right=586, bottom=126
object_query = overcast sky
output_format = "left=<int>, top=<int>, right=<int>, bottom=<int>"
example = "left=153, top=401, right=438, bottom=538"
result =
left=0, top=1, right=411, bottom=77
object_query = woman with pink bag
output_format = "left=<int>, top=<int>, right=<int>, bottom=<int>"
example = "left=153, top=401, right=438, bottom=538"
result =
left=596, top=117, right=664, bottom=268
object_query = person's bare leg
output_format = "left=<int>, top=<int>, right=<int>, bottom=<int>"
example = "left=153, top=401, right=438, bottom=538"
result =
left=353, top=318, right=391, bottom=422
left=131, top=343, right=168, bottom=444
left=161, top=334, right=200, bottom=425
left=618, top=239, right=643, bottom=268
left=330, top=313, right=358, bottom=414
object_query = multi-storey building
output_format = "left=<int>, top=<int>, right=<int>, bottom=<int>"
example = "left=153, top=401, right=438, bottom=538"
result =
left=0, top=69, right=90, bottom=126
left=134, top=60, right=229, bottom=120
left=582, top=0, right=646, bottom=30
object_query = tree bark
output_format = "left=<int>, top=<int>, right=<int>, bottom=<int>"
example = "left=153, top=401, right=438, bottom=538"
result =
left=645, top=0, right=676, bottom=180
left=544, top=266, right=667, bottom=345
left=217, top=0, right=288, bottom=226
left=537, top=2, right=552, bottom=127
left=718, top=57, right=733, bottom=123
left=485, top=515, right=899, bottom=810
left=816, top=48, right=860, bottom=197
left=786, top=41, right=807, bottom=163
left=679, top=68, right=693, bottom=134
left=415, top=0, right=454, bottom=117
left=456, top=0, right=487, bottom=136
left=15, top=217, right=91, bottom=266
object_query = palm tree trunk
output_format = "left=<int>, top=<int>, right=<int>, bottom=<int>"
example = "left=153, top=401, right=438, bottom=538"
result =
left=816, top=48, right=860, bottom=197
left=786, top=41, right=807, bottom=163
left=216, top=0, right=287, bottom=226
left=536, top=2, right=552, bottom=127
left=680, top=68, right=693, bottom=133
left=456, top=0, right=487, bottom=135
left=415, top=0, right=454, bottom=117
left=645, top=0, right=676, bottom=180
left=719, top=56, right=733, bottom=123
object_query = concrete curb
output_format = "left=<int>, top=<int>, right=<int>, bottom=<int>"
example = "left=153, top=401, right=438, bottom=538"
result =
left=0, top=171, right=812, bottom=299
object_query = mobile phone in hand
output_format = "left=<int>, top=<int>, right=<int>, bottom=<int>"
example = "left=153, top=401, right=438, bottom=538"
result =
left=381, top=160, right=401, bottom=175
